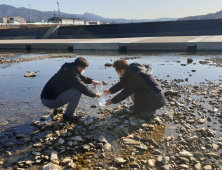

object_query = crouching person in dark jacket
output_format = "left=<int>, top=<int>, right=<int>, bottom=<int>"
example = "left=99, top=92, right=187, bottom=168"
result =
left=104, top=59, right=166, bottom=120
left=41, top=57, right=101, bottom=121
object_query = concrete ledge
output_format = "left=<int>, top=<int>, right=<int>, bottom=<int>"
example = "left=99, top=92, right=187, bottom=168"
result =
left=0, top=36, right=222, bottom=51
left=73, top=43, right=119, bottom=50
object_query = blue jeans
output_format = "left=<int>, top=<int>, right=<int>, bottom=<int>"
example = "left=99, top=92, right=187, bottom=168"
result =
left=41, top=88, right=82, bottom=118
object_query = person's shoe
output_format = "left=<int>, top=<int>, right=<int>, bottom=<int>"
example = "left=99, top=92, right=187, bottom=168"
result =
left=129, top=105, right=135, bottom=111
left=63, top=115, right=83, bottom=122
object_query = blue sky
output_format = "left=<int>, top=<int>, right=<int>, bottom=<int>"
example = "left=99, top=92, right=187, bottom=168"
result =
left=1, top=0, right=222, bottom=19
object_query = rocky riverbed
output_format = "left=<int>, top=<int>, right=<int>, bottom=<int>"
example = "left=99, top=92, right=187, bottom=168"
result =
left=0, top=53, right=77, bottom=64
left=0, top=52, right=222, bottom=170
left=1, top=77, right=222, bottom=170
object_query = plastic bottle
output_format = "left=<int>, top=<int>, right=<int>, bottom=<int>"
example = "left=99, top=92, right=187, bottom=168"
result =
left=96, top=85, right=109, bottom=106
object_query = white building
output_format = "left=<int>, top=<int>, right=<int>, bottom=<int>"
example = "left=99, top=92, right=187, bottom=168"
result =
left=48, top=17, right=84, bottom=25
left=0, top=16, right=25, bottom=23
left=85, top=21, right=100, bottom=25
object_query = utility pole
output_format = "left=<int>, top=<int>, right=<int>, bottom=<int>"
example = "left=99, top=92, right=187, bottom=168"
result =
left=28, top=3, right=31, bottom=22
left=57, top=1, right=60, bottom=18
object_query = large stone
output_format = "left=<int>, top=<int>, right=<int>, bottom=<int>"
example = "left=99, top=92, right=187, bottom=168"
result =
left=203, top=153, right=220, bottom=159
left=98, top=136, right=108, bottom=143
left=71, top=136, right=83, bottom=142
left=58, top=138, right=65, bottom=144
left=203, top=165, right=212, bottom=170
left=43, top=163, right=62, bottom=170
left=129, top=116, right=145, bottom=126
left=194, top=163, right=201, bottom=170
left=114, top=157, right=126, bottom=164
left=148, top=159, right=155, bottom=167
left=83, top=144, right=90, bottom=150
left=24, top=71, right=36, bottom=77
left=50, top=152, right=59, bottom=163
left=104, top=143, right=112, bottom=152
left=163, top=110, right=174, bottom=119
left=198, top=118, right=206, bottom=124
left=179, top=164, right=189, bottom=169
left=162, top=164, right=173, bottom=170
left=135, top=144, right=148, bottom=151
left=61, top=157, right=73, bottom=165
left=179, top=150, right=193, bottom=157
left=122, top=138, right=141, bottom=145
left=162, top=156, right=170, bottom=164
left=164, top=90, right=179, bottom=96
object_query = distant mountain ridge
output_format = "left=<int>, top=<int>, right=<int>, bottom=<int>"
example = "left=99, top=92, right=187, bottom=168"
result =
left=0, top=4, right=177, bottom=23
left=178, top=10, right=222, bottom=20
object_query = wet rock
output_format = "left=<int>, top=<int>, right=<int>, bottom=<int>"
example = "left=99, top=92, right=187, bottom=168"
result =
left=40, top=115, right=50, bottom=121
left=26, top=160, right=34, bottom=166
left=24, top=71, right=36, bottom=77
left=194, top=162, right=202, bottom=170
left=102, top=81, right=108, bottom=85
left=114, top=157, right=127, bottom=164
left=58, top=138, right=65, bottom=144
left=105, top=63, right=113, bottom=67
left=43, top=162, right=62, bottom=170
left=83, top=144, right=90, bottom=150
left=99, top=153, right=106, bottom=158
left=157, top=156, right=163, bottom=163
left=135, top=144, right=148, bottom=151
left=179, top=164, right=189, bottom=169
left=162, top=156, right=170, bottom=164
left=141, top=123, right=148, bottom=128
left=179, top=150, right=193, bottom=157
left=162, top=164, right=173, bottom=170
left=149, top=138, right=159, bottom=148
left=129, top=116, right=145, bottom=126
left=32, top=151, right=41, bottom=156
left=154, top=116, right=162, bottom=124
left=203, top=165, right=212, bottom=170
left=104, top=143, right=112, bottom=152
left=122, top=138, right=141, bottom=145
left=198, top=118, right=206, bottom=124
left=50, top=152, right=59, bottom=164
left=71, top=136, right=83, bottom=142
left=91, top=105, right=98, bottom=108
left=16, top=134, right=25, bottom=139
left=187, top=58, right=193, bottom=62
left=163, top=110, right=174, bottom=120
left=61, top=157, right=73, bottom=165
left=129, top=161, right=140, bottom=168
left=164, top=90, right=179, bottom=96
left=6, top=151, right=12, bottom=157
left=98, top=136, right=108, bottom=143
left=108, top=167, right=118, bottom=170
left=203, top=153, right=220, bottom=159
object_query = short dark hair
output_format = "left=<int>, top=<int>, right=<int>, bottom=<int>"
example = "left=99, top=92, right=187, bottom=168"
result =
left=113, top=59, right=129, bottom=71
left=74, top=57, right=89, bottom=67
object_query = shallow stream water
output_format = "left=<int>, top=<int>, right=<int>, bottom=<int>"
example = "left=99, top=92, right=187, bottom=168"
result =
left=0, top=51, right=222, bottom=169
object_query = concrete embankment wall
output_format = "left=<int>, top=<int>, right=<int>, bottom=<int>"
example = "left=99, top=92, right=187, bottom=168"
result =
left=1, top=19, right=222, bottom=40
left=0, top=27, right=50, bottom=40
left=49, top=19, right=222, bottom=39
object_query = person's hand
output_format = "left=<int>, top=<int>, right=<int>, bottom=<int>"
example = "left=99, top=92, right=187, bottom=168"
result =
left=105, top=99, right=112, bottom=106
left=96, top=93, right=100, bottom=98
left=92, top=80, right=102, bottom=89
left=103, top=90, right=111, bottom=95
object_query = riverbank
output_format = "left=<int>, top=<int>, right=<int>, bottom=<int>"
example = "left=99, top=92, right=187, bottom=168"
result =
left=0, top=52, right=222, bottom=169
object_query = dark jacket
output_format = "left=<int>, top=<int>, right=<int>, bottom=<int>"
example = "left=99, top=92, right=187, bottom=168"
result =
left=109, top=63, right=166, bottom=113
left=41, top=62, right=97, bottom=100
